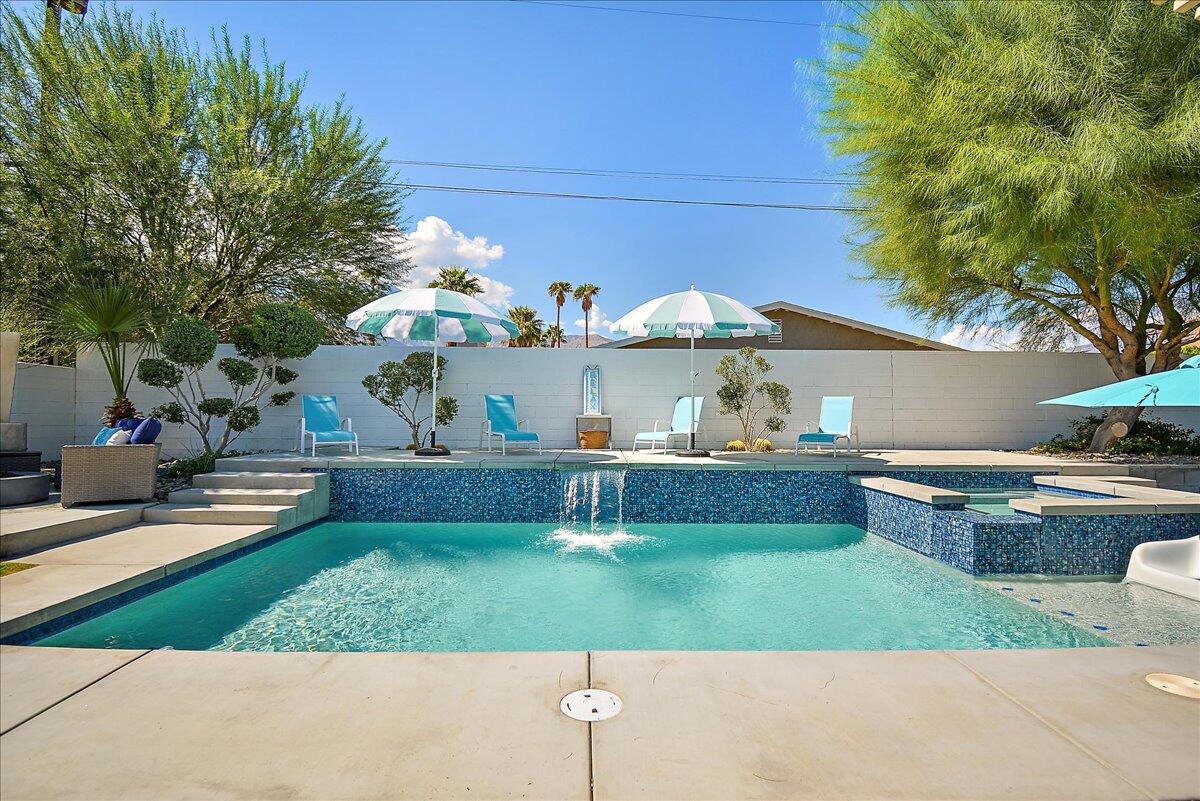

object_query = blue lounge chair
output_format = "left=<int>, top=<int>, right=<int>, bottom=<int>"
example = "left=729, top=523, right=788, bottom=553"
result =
left=299, top=395, right=359, bottom=457
left=632, top=396, right=704, bottom=453
left=795, top=396, right=858, bottom=456
left=480, top=394, right=542, bottom=455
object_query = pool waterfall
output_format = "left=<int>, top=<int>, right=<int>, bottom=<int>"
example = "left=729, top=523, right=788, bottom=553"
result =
left=560, top=469, right=627, bottom=531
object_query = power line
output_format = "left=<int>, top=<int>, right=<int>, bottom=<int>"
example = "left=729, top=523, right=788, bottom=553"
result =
left=509, top=0, right=824, bottom=28
left=386, top=158, right=859, bottom=186
left=397, top=182, right=860, bottom=210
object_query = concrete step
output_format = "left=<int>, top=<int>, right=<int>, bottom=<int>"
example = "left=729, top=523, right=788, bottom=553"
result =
left=194, top=472, right=321, bottom=490
left=0, top=500, right=151, bottom=559
left=168, top=487, right=307, bottom=506
left=143, top=503, right=298, bottom=530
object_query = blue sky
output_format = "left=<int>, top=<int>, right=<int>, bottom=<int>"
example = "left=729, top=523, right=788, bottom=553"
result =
left=47, top=1, right=970, bottom=345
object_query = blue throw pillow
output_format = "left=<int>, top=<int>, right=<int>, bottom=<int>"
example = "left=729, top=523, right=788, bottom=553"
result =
left=114, top=418, right=143, bottom=432
left=130, top=417, right=162, bottom=445
left=92, top=426, right=120, bottom=445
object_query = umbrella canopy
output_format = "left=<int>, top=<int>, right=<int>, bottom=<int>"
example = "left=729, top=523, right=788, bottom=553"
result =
left=611, top=287, right=780, bottom=456
left=610, top=287, right=779, bottom=339
left=345, top=288, right=518, bottom=344
left=1039, top=355, right=1200, bottom=408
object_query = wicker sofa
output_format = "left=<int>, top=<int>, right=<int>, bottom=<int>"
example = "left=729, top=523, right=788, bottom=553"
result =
left=60, top=444, right=161, bottom=508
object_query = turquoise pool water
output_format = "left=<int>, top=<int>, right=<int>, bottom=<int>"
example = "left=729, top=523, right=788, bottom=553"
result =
left=35, top=522, right=1106, bottom=652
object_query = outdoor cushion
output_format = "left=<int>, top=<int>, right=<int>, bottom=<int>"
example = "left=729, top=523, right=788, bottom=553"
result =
left=106, top=429, right=132, bottom=446
left=633, top=431, right=670, bottom=441
left=499, top=430, right=539, bottom=441
left=130, top=417, right=162, bottom=445
left=796, top=432, right=839, bottom=443
left=92, top=426, right=120, bottom=445
left=312, top=430, right=356, bottom=443
left=114, top=418, right=143, bottom=432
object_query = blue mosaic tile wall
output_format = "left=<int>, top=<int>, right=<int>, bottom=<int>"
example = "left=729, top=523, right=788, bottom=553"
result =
left=1038, top=513, right=1200, bottom=575
left=319, top=467, right=1194, bottom=577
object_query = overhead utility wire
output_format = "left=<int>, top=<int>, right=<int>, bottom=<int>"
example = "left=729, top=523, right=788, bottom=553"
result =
left=508, top=0, right=824, bottom=27
left=386, top=158, right=860, bottom=186
left=396, top=181, right=861, bottom=211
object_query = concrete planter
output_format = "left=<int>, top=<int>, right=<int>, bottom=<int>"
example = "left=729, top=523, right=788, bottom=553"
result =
left=0, top=471, right=52, bottom=507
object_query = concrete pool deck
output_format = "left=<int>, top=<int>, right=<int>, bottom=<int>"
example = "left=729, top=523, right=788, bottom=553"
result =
left=1, top=644, right=1196, bottom=800
left=218, top=445, right=1131, bottom=472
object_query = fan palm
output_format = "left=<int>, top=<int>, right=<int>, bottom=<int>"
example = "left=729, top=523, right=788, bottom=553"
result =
left=543, top=325, right=564, bottom=348
left=547, top=281, right=573, bottom=347
left=573, top=284, right=601, bottom=348
left=427, top=267, right=482, bottom=296
left=58, top=284, right=150, bottom=423
left=507, top=305, right=546, bottom=347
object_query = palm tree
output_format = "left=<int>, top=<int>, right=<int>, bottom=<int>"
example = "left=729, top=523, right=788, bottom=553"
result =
left=546, top=281, right=573, bottom=347
left=572, top=284, right=601, bottom=348
left=428, top=266, right=482, bottom=296
left=58, top=284, right=150, bottom=424
left=507, top=305, right=546, bottom=347
left=543, top=325, right=564, bottom=348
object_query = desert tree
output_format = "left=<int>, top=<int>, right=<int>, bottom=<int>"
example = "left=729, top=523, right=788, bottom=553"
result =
left=820, top=0, right=1199, bottom=449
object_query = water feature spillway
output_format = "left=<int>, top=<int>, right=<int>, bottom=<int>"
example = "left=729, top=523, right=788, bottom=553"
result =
left=559, top=469, right=627, bottom=531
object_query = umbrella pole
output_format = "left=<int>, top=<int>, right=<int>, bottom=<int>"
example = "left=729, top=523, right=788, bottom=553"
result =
left=416, top=328, right=449, bottom=456
left=678, top=329, right=709, bottom=458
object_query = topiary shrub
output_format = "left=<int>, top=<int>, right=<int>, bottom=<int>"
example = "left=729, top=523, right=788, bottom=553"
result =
left=1032, top=414, right=1200, bottom=456
left=362, top=352, right=458, bottom=448
left=137, top=303, right=320, bottom=455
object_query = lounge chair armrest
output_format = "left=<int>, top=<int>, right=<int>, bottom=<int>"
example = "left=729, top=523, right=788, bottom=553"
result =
left=518, top=419, right=528, bottom=430
left=341, top=417, right=352, bottom=431
left=653, top=419, right=662, bottom=432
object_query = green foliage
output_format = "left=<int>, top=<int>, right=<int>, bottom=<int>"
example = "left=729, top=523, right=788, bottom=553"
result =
left=164, top=449, right=256, bottom=479
left=716, top=347, right=793, bottom=445
left=1183, top=344, right=1200, bottom=359
left=1032, top=414, right=1200, bottom=456
left=218, top=358, right=258, bottom=388
left=227, top=405, right=260, bottom=431
left=151, top=401, right=186, bottom=425
left=572, top=284, right=601, bottom=347
left=547, top=281, right=573, bottom=347
left=140, top=303, right=318, bottom=454
left=427, top=267, right=482, bottom=296
left=820, top=1, right=1199, bottom=387
left=0, top=7, right=409, bottom=361
left=362, top=353, right=456, bottom=447
left=725, top=438, right=774, bottom=453
left=136, top=358, right=184, bottom=390
left=508, top=305, right=546, bottom=347
left=57, top=283, right=150, bottom=405
left=196, top=397, right=235, bottom=417
left=233, top=303, right=323, bottom=361
left=159, top=318, right=218, bottom=368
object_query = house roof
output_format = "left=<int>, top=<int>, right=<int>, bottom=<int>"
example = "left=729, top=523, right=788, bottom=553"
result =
left=601, top=300, right=963, bottom=351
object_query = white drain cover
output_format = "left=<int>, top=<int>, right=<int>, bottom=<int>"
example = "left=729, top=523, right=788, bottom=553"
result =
left=560, top=689, right=622, bottom=721
left=1145, top=673, right=1200, bottom=699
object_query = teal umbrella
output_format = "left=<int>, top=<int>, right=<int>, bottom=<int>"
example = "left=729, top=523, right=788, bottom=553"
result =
left=1039, top=355, right=1200, bottom=408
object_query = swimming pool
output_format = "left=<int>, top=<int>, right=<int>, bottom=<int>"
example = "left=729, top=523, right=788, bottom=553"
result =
left=34, top=521, right=1105, bottom=652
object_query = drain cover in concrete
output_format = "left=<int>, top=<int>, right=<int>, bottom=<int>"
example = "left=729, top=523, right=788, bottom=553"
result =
left=1145, top=673, right=1200, bottom=699
left=560, top=689, right=622, bottom=721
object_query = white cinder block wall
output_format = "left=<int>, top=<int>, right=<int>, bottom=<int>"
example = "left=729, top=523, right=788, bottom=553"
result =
left=56, top=345, right=1195, bottom=457
left=11, top=363, right=76, bottom=455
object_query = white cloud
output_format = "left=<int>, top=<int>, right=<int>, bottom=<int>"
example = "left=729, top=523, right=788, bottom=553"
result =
left=401, top=215, right=514, bottom=308
left=574, top=303, right=612, bottom=332
left=939, top=324, right=1023, bottom=351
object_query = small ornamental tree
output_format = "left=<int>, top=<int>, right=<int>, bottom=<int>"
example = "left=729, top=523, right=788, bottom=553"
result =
left=715, top=347, right=792, bottom=451
left=362, top=353, right=459, bottom=448
left=137, top=303, right=321, bottom=455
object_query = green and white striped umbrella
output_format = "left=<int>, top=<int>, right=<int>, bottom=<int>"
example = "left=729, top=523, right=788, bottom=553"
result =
left=345, top=288, right=518, bottom=344
left=611, top=287, right=779, bottom=456
left=610, top=287, right=779, bottom=339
